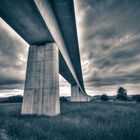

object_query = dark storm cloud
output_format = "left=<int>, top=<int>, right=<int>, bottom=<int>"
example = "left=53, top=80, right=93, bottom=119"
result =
left=85, top=68, right=140, bottom=87
left=0, top=19, right=28, bottom=90
left=76, top=0, right=140, bottom=90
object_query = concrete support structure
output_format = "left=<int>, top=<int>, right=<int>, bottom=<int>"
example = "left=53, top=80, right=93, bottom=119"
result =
left=71, top=84, right=88, bottom=102
left=22, top=43, right=60, bottom=116
left=88, top=97, right=91, bottom=101
left=86, top=96, right=88, bottom=102
left=71, top=84, right=79, bottom=102
left=71, top=84, right=80, bottom=102
left=79, top=91, right=86, bottom=102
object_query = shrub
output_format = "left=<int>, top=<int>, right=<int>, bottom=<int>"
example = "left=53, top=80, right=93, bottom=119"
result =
left=100, top=94, right=109, bottom=101
left=132, top=95, right=140, bottom=102
left=60, top=96, right=69, bottom=102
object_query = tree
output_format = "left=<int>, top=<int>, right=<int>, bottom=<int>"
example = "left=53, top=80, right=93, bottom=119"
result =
left=116, top=87, right=127, bottom=101
left=100, top=94, right=109, bottom=101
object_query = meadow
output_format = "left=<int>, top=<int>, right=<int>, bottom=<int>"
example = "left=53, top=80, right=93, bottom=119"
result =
left=0, top=101, right=140, bottom=140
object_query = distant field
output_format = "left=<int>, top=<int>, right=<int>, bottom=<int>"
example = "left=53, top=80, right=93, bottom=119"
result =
left=0, top=101, right=140, bottom=140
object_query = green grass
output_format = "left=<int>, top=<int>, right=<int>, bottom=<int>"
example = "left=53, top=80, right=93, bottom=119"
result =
left=0, top=101, right=140, bottom=140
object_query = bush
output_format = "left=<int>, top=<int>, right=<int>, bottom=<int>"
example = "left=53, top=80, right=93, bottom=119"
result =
left=100, top=94, right=109, bottom=101
left=60, top=96, right=69, bottom=102
left=132, top=95, right=140, bottom=102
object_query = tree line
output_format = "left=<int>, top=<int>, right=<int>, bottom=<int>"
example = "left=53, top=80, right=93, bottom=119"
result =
left=99, top=87, right=140, bottom=102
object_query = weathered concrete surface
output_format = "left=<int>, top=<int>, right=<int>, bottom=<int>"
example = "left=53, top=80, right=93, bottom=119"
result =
left=86, top=96, right=89, bottom=101
left=71, top=84, right=80, bottom=102
left=22, top=43, right=60, bottom=116
left=89, top=97, right=91, bottom=102
left=86, top=96, right=89, bottom=102
left=80, top=92, right=87, bottom=102
left=71, top=85, right=88, bottom=102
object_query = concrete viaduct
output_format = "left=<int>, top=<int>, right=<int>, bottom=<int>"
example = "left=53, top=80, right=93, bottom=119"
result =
left=0, top=0, right=92, bottom=116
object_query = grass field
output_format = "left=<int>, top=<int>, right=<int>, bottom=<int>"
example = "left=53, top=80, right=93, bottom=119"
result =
left=0, top=101, right=140, bottom=140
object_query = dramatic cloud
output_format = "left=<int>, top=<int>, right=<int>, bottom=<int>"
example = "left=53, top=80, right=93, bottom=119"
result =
left=0, top=19, right=28, bottom=97
left=75, top=0, right=140, bottom=95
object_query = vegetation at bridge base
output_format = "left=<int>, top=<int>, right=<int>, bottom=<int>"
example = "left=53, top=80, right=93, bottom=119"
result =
left=0, top=96, right=70, bottom=104
left=60, top=96, right=69, bottom=102
left=0, top=101, right=140, bottom=140
left=0, top=95, right=23, bottom=103
left=100, top=94, right=109, bottom=101
left=132, top=95, right=140, bottom=102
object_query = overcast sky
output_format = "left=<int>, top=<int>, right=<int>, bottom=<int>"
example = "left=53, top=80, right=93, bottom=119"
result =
left=0, top=0, right=140, bottom=97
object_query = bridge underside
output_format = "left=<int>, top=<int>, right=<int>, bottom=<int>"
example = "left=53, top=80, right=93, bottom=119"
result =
left=0, top=0, right=91, bottom=116
left=0, top=0, right=83, bottom=87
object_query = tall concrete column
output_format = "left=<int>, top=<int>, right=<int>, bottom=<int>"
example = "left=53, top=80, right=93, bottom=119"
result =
left=86, top=96, right=89, bottom=102
left=79, top=91, right=83, bottom=101
left=71, top=84, right=81, bottom=101
left=71, top=85, right=87, bottom=102
left=87, top=97, right=91, bottom=102
left=22, top=43, right=60, bottom=116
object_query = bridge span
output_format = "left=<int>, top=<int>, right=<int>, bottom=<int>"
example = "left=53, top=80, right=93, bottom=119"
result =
left=0, top=0, right=92, bottom=116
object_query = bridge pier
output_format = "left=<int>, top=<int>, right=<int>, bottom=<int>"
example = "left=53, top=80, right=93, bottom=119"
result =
left=22, top=43, right=60, bottom=116
left=87, top=96, right=90, bottom=102
left=70, top=84, right=80, bottom=102
left=71, top=84, right=87, bottom=102
left=79, top=91, right=87, bottom=102
left=88, top=97, right=91, bottom=101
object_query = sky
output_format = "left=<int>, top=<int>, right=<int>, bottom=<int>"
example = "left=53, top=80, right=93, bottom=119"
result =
left=0, top=0, right=140, bottom=97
